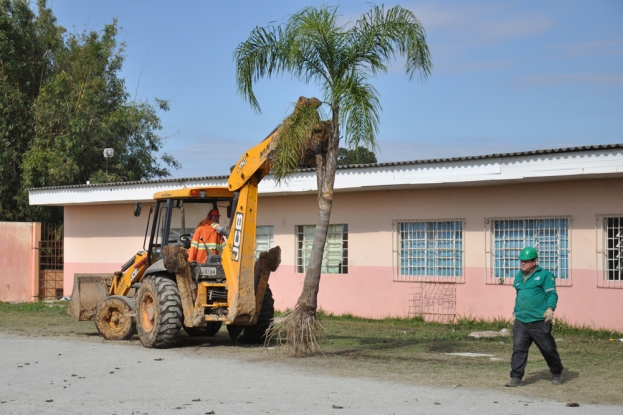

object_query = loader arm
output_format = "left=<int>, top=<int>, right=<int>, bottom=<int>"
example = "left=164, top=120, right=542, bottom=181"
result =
left=221, top=126, right=280, bottom=324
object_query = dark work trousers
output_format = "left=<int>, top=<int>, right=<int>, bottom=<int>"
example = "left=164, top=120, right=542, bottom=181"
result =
left=510, top=319, right=563, bottom=379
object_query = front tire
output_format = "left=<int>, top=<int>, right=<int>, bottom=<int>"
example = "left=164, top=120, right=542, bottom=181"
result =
left=95, top=295, right=136, bottom=340
left=228, top=286, right=275, bottom=344
left=135, top=275, right=183, bottom=348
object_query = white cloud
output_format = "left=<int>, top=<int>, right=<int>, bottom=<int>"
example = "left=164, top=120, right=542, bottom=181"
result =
left=548, top=40, right=623, bottom=57
left=514, top=73, right=623, bottom=87
left=442, top=59, right=514, bottom=74
left=408, top=2, right=554, bottom=42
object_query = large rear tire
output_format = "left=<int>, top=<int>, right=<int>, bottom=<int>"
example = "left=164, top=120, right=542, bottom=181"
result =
left=135, top=275, right=183, bottom=348
left=228, top=286, right=275, bottom=344
left=95, top=295, right=136, bottom=340
left=183, top=321, right=223, bottom=337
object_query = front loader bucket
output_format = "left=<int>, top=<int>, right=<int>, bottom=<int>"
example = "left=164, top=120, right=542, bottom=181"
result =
left=67, top=274, right=114, bottom=321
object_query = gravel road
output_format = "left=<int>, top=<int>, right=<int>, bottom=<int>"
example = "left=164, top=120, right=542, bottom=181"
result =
left=1, top=334, right=620, bottom=415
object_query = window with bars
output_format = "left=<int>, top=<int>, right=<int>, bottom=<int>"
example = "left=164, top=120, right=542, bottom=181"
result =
left=396, top=221, right=464, bottom=281
left=604, top=217, right=622, bottom=282
left=492, top=218, right=569, bottom=283
left=296, top=224, right=348, bottom=274
left=255, top=226, right=274, bottom=260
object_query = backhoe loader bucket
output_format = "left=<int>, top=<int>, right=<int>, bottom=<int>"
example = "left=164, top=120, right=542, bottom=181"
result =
left=68, top=274, right=114, bottom=321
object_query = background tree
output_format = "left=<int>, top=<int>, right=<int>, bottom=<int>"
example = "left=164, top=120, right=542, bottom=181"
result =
left=337, top=146, right=377, bottom=165
left=0, top=0, right=178, bottom=223
left=235, top=4, right=431, bottom=355
left=0, top=0, right=64, bottom=221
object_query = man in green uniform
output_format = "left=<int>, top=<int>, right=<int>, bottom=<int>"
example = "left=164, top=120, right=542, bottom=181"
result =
left=505, top=246, right=563, bottom=387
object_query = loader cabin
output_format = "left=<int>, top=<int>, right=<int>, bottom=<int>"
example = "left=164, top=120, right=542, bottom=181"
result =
left=138, top=186, right=235, bottom=266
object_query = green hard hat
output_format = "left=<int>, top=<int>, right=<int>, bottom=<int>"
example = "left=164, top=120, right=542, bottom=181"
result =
left=518, top=246, right=538, bottom=260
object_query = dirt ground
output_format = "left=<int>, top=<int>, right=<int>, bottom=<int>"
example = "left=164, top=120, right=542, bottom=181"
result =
left=2, top=333, right=622, bottom=415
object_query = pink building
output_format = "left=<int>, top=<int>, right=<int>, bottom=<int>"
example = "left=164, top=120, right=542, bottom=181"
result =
left=28, top=145, right=623, bottom=331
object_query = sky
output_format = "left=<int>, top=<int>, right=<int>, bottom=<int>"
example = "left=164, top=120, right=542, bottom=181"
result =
left=46, top=0, right=623, bottom=179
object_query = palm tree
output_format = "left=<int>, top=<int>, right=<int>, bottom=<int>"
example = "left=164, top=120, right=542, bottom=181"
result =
left=234, top=4, right=432, bottom=355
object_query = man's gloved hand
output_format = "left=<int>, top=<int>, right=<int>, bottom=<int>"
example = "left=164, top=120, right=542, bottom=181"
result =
left=510, top=312, right=516, bottom=325
left=543, top=308, right=554, bottom=323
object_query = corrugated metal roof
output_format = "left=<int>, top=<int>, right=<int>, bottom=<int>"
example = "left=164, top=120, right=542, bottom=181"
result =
left=27, top=143, right=623, bottom=191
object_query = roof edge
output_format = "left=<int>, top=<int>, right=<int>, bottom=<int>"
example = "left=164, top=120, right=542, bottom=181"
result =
left=27, top=142, right=623, bottom=192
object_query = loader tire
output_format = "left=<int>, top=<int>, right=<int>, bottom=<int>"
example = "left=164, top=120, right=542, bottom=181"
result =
left=228, top=286, right=274, bottom=344
left=226, top=324, right=244, bottom=342
left=135, top=275, right=183, bottom=348
left=95, top=295, right=136, bottom=340
left=183, top=321, right=223, bottom=337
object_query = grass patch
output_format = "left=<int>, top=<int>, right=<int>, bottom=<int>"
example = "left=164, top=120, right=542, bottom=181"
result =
left=0, top=301, right=94, bottom=336
left=275, top=309, right=623, bottom=404
left=3, top=303, right=623, bottom=405
left=0, top=301, right=68, bottom=314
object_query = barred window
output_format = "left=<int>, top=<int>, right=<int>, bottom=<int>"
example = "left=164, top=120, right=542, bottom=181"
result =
left=604, top=217, right=622, bottom=282
left=396, top=221, right=463, bottom=281
left=296, top=224, right=348, bottom=274
left=255, top=226, right=274, bottom=260
left=492, top=218, right=569, bottom=283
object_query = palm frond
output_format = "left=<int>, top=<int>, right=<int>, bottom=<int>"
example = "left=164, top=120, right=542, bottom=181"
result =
left=349, top=5, right=433, bottom=81
left=337, top=74, right=380, bottom=151
left=233, top=25, right=289, bottom=112
left=284, top=6, right=343, bottom=87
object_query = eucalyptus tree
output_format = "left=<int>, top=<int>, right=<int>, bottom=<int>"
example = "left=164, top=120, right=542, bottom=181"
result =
left=234, top=4, right=431, bottom=355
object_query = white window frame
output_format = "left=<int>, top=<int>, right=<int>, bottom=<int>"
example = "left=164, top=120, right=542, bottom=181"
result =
left=392, top=219, right=465, bottom=283
left=596, top=215, right=623, bottom=289
left=296, top=224, right=348, bottom=274
left=255, top=225, right=274, bottom=260
left=485, top=216, right=571, bottom=286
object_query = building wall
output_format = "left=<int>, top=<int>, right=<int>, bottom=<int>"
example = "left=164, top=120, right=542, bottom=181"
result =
left=0, top=222, right=41, bottom=302
left=64, top=204, right=147, bottom=293
left=63, top=178, right=623, bottom=331
left=258, top=178, right=623, bottom=331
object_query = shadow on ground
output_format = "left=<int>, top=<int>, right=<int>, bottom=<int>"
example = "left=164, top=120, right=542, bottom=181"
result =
left=325, top=334, right=506, bottom=355
left=522, top=369, right=580, bottom=385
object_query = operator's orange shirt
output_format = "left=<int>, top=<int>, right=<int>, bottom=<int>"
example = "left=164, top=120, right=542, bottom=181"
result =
left=187, top=219, right=226, bottom=263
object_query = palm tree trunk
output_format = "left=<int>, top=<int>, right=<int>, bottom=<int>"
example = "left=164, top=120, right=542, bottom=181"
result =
left=272, top=109, right=339, bottom=356
left=296, top=196, right=332, bottom=309
left=296, top=106, right=339, bottom=310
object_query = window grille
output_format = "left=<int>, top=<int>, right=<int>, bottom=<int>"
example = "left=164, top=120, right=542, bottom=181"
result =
left=296, top=224, right=348, bottom=274
left=598, top=217, right=623, bottom=288
left=37, top=223, right=64, bottom=300
left=394, top=220, right=464, bottom=283
left=255, top=226, right=274, bottom=260
left=487, top=217, right=570, bottom=286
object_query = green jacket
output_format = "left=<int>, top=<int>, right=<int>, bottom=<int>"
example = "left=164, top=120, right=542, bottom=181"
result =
left=513, top=266, right=558, bottom=323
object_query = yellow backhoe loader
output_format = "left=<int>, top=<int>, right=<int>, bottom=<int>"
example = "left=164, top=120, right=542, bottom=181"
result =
left=68, top=127, right=282, bottom=348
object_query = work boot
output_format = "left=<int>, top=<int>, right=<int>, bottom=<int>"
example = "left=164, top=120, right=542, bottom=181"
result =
left=504, top=378, right=522, bottom=387
left=551, top=374, right=563, bottom=385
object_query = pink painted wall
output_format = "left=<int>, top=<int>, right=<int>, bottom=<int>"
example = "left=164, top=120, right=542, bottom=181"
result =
left=255, top=178, right=623, bottom=330
left=64, top=204, right=148, bottom=295
left=0, top=222, right=41, bottom=302
left=62, top=178, right=623, bottom=331
left=63, top=202, right=224, bottom=295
